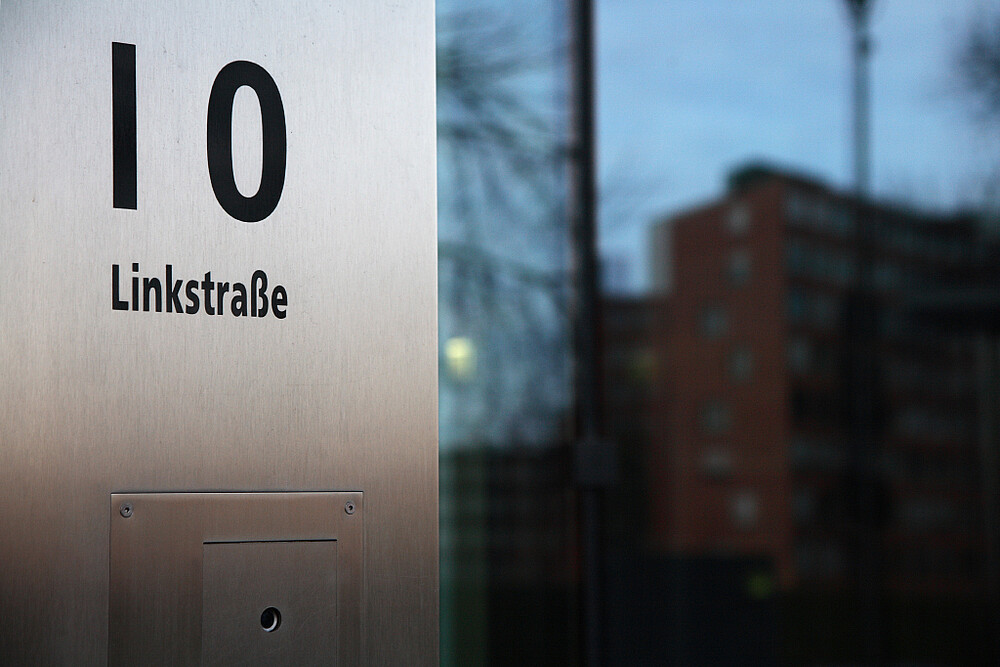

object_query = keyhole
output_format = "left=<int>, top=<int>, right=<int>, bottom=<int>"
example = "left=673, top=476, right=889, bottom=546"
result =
left=260, top=607, right=281, bottom=632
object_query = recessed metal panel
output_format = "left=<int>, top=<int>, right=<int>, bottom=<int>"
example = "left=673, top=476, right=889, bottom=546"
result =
left=202, top=541, right=339, bottom=666
left=108, top=492, right=361, bottom=666
left=1, top=1, right=437, bottom=664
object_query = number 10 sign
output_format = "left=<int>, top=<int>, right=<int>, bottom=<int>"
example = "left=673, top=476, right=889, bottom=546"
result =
left=0, top=2, right=438, bottom=665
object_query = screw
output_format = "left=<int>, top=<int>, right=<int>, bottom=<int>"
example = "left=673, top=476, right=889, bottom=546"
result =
left=119, top=502, right=133, bottom=518
left=344, top=501, right=356, bottom=515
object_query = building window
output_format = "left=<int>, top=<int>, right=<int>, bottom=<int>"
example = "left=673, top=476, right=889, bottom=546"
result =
left=831, top=204, right=852, bottom=236
left=787, top=337, right=811, bottom=374
left=700, top=305, right=728, bottom=339
left=792, top=490, right=816, bottom=524
left=786, top=192, right=806, bottom=223
left=730, top=490, right=760, bottom=530
left=789, top=436, right=845, bottom=471
left=701, top=447, right=735, bottom=479
left=729, top=346, right=753, bottom=383
left=785, top=238, right=807, bottom=275
left=787, top=288, right=839, bottom=329
left=796, top=541, right=845, bottom=578
left=700, top=400, right=732, bottom=435
left=812, top=292, right=837, bottom=326
left=628, top=349, right=657, bottom=383
left=727, top=203, right=751, bottom=236
left=873, top=260, right=900, bottom=291
left=787, top=288, right=808, bottom=324
left=728, top=250, right=751, bottom=286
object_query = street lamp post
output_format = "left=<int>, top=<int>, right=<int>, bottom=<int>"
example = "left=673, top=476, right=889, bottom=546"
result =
left=843, top=1, right=885, bottom=664
left=846, top=0, right=872, bottom=198
left=569, top=1, right=613, bottom=665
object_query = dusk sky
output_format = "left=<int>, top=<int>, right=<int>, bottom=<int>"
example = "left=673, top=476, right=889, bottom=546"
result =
left=597, top=0, right=1000, bottom=292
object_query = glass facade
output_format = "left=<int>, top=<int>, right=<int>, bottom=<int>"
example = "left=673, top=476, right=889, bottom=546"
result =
left=437, top=1, right=575, bottom=664
left=439, top=2, right=1000, bottom=664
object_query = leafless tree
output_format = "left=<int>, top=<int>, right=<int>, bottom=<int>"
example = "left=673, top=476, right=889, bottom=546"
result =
left=436, top=6, right=573, bottom=448
left=958, top=8, right=1000, bottom=120
left=954, top=7, right=1000, bottom=230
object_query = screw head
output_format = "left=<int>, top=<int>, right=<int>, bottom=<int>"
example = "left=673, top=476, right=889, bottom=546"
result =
left=344, top=501, right=356, bottom=515
left=119, top=502, right=133, bottom=518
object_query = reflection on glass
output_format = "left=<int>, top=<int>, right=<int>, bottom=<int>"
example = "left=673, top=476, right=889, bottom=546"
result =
left=437, top=1, right=574, bottom=664
left=439, top=2, right=1000, bottom=664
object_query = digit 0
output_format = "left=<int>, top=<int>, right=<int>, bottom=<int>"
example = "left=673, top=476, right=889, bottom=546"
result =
left=207, top=61, right=287, bottom=223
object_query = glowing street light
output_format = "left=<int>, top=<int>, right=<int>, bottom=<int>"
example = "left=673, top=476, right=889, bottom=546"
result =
left=444, top=336, right=476, bottom=382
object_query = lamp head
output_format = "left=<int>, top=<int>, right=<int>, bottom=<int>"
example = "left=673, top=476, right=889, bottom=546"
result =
left=845, top=0, right=873, bottom=23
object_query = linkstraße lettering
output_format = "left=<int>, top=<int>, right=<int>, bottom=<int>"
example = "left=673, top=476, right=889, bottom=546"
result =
left=112, top=263, right=287, bottom=319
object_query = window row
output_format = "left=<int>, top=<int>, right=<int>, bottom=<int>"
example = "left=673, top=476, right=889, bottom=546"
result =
left=785, top=190, right=976, bottom=263
left=786, top=238, right=855, bottom=286
left=787, top=287, right=840, bottom=329
left=883, top=356, right=973, bottom=396
left=785, top=193, right=853, bottom=238
left=893, top=406, right=971, bottom=442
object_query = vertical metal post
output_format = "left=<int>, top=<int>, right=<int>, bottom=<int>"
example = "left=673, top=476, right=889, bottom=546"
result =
left=976, top=335, right=1000, bottom=661
left=844, top=1, right=884, bottom=663
left=850, top=2, right=871, bottom=199
left=569, top=0, right=610, bottom=665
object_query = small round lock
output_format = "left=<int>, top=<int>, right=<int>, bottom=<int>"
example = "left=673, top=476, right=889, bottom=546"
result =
left=260, top=607, right=281, bottom=632
left=119, top=502, right=133, bottom=518
left=344, top=501, right=356, bottom=515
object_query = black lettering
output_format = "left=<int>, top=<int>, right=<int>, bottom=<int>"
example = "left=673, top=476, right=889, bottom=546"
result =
left=143, top=277, right=162, bottom=312
left=112, top=264, right=128, bottom=310
left=230, top=283, right=247, bottom=316
left=201, top=272, right=215, bottom=315
left=272, top=285, right=287, bottom=319
left=216, top=282, right=229, bottom=316
left=185, top=280, right=200, bottom=314
left=166, top=265, right=183, bottom=313
left=110, top=264, right=287, bottom=320
left=131, top=262, right=139, bottom=311
left=112, top=42, right=137, bottom=210
left=207, top=61, right=286, bottom=223
left=251, top=270, right=268, bottom=317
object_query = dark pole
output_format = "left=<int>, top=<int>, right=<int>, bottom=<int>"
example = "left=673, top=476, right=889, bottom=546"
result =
left=975, top=335, right=1000, bottom=662
left=848, top=0, right=871, bottom=198
left=569, top=0, right=612, bottom=665
left=844, top=1, right=884, bottom=664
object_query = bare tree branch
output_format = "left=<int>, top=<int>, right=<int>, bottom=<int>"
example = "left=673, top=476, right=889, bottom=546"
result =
left=957, top=9, right=1000, bottom=118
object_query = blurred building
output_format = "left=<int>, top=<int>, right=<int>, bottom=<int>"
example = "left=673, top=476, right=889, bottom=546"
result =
left=602, top=295, right=782, bottom=665
left=646, top=163, right=998, bottom=593
left=439, top=445, right=577, bottom=665
left=601, top=295, right=665, bottom=545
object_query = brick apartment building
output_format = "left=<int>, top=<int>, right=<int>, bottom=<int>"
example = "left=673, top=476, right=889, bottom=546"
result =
left=644, top=164, right=998, bottom=591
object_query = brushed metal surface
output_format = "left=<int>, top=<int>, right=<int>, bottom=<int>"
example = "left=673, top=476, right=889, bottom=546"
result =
left=203, top=541, right=339, bottom=666
left=109, top=492, right=358, bottom=666
left=0, top=2, right=438, bottom=665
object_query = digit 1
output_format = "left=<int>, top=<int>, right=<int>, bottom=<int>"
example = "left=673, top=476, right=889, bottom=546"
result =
left=206, top=61, right=286, bottom=223
left=112, top=42, right=137, bottom=210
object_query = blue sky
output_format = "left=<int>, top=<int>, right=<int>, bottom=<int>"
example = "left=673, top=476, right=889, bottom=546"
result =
left=597, top=0, right=1000, bottom=291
